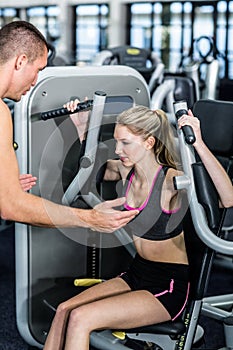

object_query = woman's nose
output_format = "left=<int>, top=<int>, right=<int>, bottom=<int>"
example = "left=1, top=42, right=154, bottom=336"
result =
left=115, top=142, right=121, bottom=155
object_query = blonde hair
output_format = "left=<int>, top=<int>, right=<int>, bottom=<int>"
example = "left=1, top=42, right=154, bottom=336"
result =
left=116, top=105, right=180, bottom=169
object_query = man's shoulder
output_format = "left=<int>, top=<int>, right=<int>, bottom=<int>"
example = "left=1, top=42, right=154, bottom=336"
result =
left=0, top=99, right=12, bottom=116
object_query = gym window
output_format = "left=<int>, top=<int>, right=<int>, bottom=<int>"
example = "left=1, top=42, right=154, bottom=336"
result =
left=26, top=6, right=60, bottom=49
left=74, top=4, right=109, bottom=64
left=0, top=8, right=19, bottom=27
left=127, top=1, right=233, bottom=79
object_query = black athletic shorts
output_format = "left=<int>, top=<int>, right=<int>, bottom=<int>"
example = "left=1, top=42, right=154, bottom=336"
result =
left=119, top=253, right=190, bottom=320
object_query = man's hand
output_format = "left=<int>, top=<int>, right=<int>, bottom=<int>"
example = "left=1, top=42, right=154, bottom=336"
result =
left=86, top=197, right=138, bottom=233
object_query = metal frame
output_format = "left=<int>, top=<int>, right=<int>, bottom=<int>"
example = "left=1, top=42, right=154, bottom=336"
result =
left=14, top=65, right=150, bottom=348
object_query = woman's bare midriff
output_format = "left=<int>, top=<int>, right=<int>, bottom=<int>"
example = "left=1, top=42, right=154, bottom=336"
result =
left=133, top=231, right=189, bottom=265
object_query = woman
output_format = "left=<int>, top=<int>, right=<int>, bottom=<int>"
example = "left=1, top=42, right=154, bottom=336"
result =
left=44, top=105, right=190, bottom=350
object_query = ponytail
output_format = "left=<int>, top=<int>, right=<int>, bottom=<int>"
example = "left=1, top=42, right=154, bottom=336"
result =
left=153, top=109, right=180, bottom=169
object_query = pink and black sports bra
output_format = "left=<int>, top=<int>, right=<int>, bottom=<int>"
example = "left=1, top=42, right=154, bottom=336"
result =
left=123, top=166, right=184, bottom=241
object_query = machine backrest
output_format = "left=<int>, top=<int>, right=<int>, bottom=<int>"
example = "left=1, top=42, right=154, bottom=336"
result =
left=193, top=99, right=233, bottom=176
left=183, top=167, right=220, bottom=301
left=93, top=45, right=157, bottom=83
left=184, top=99, right=233, bottom=301
left=166, top=73, right=197, bottom=108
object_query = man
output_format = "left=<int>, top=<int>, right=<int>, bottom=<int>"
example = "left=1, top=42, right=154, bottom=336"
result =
left=0, top=20, right=138, bottom=232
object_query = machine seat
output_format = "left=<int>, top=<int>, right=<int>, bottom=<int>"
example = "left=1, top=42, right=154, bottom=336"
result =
left=124, top=319, right=186, bottom=337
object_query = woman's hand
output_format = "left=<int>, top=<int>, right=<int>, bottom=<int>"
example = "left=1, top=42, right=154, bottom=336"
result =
left=64, top=98, right=89, bottom=142
left=177, top=109, right=203, bottom=147
left=19, top=174, right=37, bottom=192
left=63, top=98, right=81, bottom=113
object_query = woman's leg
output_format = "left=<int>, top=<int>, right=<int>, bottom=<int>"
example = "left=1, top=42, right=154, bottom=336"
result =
left=43, top=277, right=131, bottom=350
left=64, top=288, right=171, bottom=350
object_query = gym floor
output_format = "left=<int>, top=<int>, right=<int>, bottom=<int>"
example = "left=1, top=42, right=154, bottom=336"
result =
left=0, top=223, right=232, bottom=350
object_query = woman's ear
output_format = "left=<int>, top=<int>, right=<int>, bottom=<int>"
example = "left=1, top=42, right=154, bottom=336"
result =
left=145, top=136, right=155, bottom=150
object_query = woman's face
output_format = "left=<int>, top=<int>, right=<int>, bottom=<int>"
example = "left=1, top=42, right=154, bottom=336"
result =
left=114, top=124, right=149, bottom=167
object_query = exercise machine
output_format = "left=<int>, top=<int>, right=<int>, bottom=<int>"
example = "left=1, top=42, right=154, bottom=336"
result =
left=14, top=65, right=150, bottom=348
left=91, top=45, right=197, bottom=117
left=194, top=100, right=233, bottom=350
left=180, top=36, right=224, bottom=100
left=92, top=45, right=165, bottom=95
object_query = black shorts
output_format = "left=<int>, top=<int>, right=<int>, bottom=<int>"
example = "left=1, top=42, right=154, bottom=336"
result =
left=119, top=253, right=190, bottom=320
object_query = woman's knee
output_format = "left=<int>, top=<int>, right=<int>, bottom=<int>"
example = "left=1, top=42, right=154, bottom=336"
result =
left=56, top=300, right=71, bottom=318
left=68, top=306, right=93, bottom=332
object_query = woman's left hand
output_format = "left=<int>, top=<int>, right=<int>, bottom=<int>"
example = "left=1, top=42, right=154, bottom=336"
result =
left=177, top=110, right=202, bottom=146
left=19, top=174, right=37, bottom=192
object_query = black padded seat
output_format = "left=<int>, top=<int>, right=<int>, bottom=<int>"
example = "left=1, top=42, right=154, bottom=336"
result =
left=125, top=320, right=186, bottom=336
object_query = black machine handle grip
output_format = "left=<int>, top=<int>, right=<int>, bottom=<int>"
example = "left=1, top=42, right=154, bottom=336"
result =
left=40, top=99, right=94, bottom=120
left=173, top=101, right=196, bottom=145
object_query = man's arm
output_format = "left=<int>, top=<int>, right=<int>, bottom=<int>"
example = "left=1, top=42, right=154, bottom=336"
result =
left=0, top=102, right=138, bottom=232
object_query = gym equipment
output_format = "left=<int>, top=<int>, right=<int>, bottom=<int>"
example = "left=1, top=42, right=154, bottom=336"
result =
left=151, top=35, right=222, bottom=113
left=180, top=36, right=224, bottom=100
left=91, top=45, right=197, bottom=119
left=92, top=45, right=165, bottom=95
left=149, top=73, right=197, bottom=121
left=194, top=100, right=233, bottom=350
left=62, top=91, right=107, bottom=206
left=40, top=98, right=94, bottom=120
left=14, top=65, right=150, bottom=348
left=173, top=100, right=196, bottom=145
left=219, top=78, right=233, bottom=102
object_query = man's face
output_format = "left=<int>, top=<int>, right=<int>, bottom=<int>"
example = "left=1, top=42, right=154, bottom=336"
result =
left=7, top=47, right=48, bottom=102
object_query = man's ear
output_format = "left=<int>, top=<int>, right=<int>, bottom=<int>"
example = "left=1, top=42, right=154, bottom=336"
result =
left=15, top=54, right=28, bottom=70
left=145, top=136, right=155, bottom=150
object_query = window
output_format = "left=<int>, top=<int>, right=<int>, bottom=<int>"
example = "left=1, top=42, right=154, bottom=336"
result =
left=128, top=1, right=233, bottom=79
left=26, top=6, right=60, bottom=49
left=74, top=4, right=109, bottom=64
left=0, top=8, right=19, bottom=27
